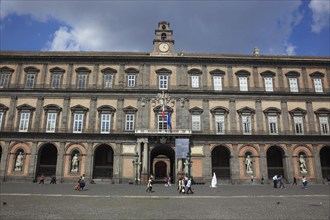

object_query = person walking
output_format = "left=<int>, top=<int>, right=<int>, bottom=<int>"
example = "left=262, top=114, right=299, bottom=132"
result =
left=50, top=175, right=56, bottom=184
left=273, top=175, right=278, bottom=188
left=278, top=175, right=285, bottom=189
left=292, top=176, right=297, bottom=186
left=302, top=176, right=308, bottom=189
left=185, top=178, right=194, bottom=194
left=39, top=174, right=45, bottom=184
left=79, top=174, right=86, bottom=191
left=146, top=177, right=154, bottom=192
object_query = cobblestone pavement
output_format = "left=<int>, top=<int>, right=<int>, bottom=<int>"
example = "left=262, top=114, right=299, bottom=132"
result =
left=1, top=182, right=329, bottom=220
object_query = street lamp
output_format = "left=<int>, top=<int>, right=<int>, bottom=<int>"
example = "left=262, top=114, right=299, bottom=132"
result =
left=185, top=152, right=193, bottom=179
left=132, top=152, right=141, bottom=185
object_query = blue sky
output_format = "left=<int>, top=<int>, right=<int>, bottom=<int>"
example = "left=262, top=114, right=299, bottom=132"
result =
left=0, top=0, right=329, bottom=56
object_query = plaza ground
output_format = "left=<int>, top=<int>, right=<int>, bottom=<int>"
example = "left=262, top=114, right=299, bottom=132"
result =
left=0, top=182, right=329, bottom=220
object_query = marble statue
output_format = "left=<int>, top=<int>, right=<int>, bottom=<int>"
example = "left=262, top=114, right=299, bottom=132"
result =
left=14, top=152, right=24, bottom=171
left=245, top=155, right=253, bottom=174
left=71, top=154, right=79, bottom=172
left=299, top=155, right=307, bottom=174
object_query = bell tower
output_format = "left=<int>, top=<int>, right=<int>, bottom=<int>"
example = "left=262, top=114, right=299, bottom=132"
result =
left=151, top=21, right=175, bottom=56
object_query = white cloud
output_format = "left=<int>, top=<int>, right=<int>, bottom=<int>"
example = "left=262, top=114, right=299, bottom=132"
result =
left=1, top=1, right=305, bottom=55
left=309, top=0, right=330, bottom=33
left=285, top=43, right=297, bottom=56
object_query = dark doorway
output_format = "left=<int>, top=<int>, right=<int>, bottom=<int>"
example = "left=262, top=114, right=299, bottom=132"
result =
left=211, top=145, right=231, bottom=179
left=150, top=145, right=175, bottom=182
left=37, top=144, right=57, bottom=177
left=93, top=144, right=114, bottom=179
left=155, top=161, right=167, bottom=178
left=267, top=146, right=284, bottom=178
left=0, top=146, right=2, bottom=164
left=320, top=146, right=330, bottom=178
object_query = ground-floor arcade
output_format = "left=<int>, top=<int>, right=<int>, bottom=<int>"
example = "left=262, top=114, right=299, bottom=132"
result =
left=0, top=136, right=329, bottom=184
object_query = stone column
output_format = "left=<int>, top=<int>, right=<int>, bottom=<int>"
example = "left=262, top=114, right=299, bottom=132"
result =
left=284, top=144, right=294, bottom=183
left=259, top=144, right=268, bottom=181
left=230, top=144, right=240, bottom=184
left=61, top=97, right=71, bottom=133
left=0, top=141, right=10, bottom=182
left=6, top=96, right=17, bottom=131
left=312, top=144, right=323, bottom=183
left=229, top=98, right=237, bottom=134
left=306, top=101, right=316, bottom=135
left=202, top=99, right=210, bottom=132
left=85, top=143, right=93, bottom=182
left=34, top=97, right=44, bottom=132
left=88, top=97, right=97, bottom=133
left=255, top=99, right=264, bottom=135
left=113, top=143, right=121, bottom=184
left=28, top=142, right=38, bottom=182
left=55, top=143, right=65, bottom=182
left=136, top=141, right=142, bottom=182
left=40, top=64, right=48, bottom=88
left=141, top=139, right=149, bottom=185
left=280, top=100, right=290, bottom=135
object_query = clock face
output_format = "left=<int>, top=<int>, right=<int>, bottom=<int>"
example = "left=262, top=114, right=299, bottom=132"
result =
left=159, top=43, right=169, bottom=52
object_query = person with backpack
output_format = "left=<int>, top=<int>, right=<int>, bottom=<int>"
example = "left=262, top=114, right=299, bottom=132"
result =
left=79, top=174, right=86, bottom=191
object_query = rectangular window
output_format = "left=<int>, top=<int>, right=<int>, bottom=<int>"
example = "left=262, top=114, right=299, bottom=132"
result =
left=125, top=114, right=135, bottom=131
left=319, top=116, right=329, bottom=135
left=25, top=73, right=36, bottom=88
left=191, top=76, right=199, bottom=88
left=73, top=113, right=84, bottom=133
left=127, top=75, right=136, bottom=87
left=0, top=112, right=3, bottom=130
left=192, top=115, right=201, bottom=131
left=289, top=78, right=298, bottom=92
left=51, top=74, right=62, bottom=88
left=242, top=115, right=252, bottom=134
left=77, top=74, right=88, bottom=89
left=268, top=116, right=278, bottom=134
left=213, top=76, right=222, bottom=91
left=46, top=113, right=57, bottom=133
left=159, top=75, right=168, bottom=90
left=313, top=78, right=323, bottom=93
left=104, top=74, right=113, bottom=88
left=215, top=115, right=225, bottom=134
left=239, top=77, right=248, bottom=91
left=293, top=116, right=304, bottom=134
left=100, top=114, right=111, bottom=133
left=19, top=112, right=30, bottom=132
left=158, top=114, right=168, bottom=130
left=0, top=73, right=10, bottom=88
left=264, top=77, right=274, bottom=92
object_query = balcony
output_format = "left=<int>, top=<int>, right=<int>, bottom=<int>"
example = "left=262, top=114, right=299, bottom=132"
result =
left=135, top=129, right=191, bottom=135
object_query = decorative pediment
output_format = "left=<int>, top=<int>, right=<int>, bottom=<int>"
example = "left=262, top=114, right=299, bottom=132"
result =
left=125, top=67, right=139, bottom=74
left=285, top=71, right=300, bottom=78
left=24, top=66, right=40, bottom=73
left=155, top=68, right=172, bottom=75
left=49, top=67, right=65, bottom=73
left=189, top=106, right=204, bottom=114
left=97, top=105, right=116, bottom=113
left=210, top=106, right=229, bottom=115
left=16, top=104, right=36, bottom=111
left=289, top=107, right=306, bottom=116
left=43, top=104, right=62, bottom=112
left=0, top=104, right=9, bottom=111
left=0, top=66, right=15, bottom=73
left=210, top=69, right=225, bottom=76
left=260, top=70, right=276, bottom=77
left=309, top=71, right=325, bottom=78
left=263, top=107, right=281, bottom=115
left=75, top=67, right=91, bottom=73
left=188, top=68, right=202, bottom=75
left=70, top=105, right=89, bottom=112
left=235, top=70, right=251, bottom=77
left=314, top=108, right=330, bottom=116
left=237, top=107, right=255, bottom=115
left=101, top=67, right=117, bottom=74
left=153, top=105, right=173, bottom=113
left=123, top=105, right=138, bottom=113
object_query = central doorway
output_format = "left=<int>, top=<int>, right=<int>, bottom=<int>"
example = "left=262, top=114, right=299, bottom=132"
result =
left=93, top=144, right=114, bottom=179
left=150, top=145, right=175, bottom=183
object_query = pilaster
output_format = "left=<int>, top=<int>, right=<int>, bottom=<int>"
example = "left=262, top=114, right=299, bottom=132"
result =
left=55, top=143, right=65, bottom=182
left=34, top=97, right=44, bottom=132
left=6, top=96, right=17, bottom=131
left=312, top=144, right=323, bottom=183
left=85, top=142, right=93, bottom=182
left=284, top=144, right=294, bottom=182
left=202, top=99, right=210, bottom=132
left=116, top=98, right=124, bottom=131
left=28, top=142, right=38, bottom=181
left=255, top=99, right=264, bottom=134
left=229, top=98, right=237, bottom=134
left=40, top=64, right=48, bottom=88
left=0, top=141, right=10, bottom=182
left=281, top=100, right=290, bottom=135
left=61, top=97, right=71, bottom=133
left=66, top=64, right=73, bottom=89
left=306, top=101, right=316, bottom=134
left=259, top=144, right=268, bottom=181
left=88, top=97, right=97, bottom=133
left=230, top=144, right=240, bottom=183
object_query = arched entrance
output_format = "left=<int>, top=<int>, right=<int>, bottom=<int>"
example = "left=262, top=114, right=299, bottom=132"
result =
left=320, top=146, right=330, bottom=178
left=212, top=145, right=231, bottom=179
left=37, top=144, right=57, bottom=177
left=267, top=146, right=285, bottom=179
left=0, top=145, right=2, bottom=164
left=150, top=145, right=175, bottom=182
left=93, top=144, right=114, bottom=179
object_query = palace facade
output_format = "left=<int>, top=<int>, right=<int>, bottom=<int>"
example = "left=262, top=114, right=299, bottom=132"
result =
left=0, top=21, right=329, bottom=184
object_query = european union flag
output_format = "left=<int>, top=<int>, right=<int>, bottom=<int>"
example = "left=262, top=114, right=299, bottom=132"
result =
left=167, top=111, right=172, bottom=128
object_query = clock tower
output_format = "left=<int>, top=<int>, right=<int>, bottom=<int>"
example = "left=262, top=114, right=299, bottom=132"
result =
left=151, top=21, right=175, bottom=56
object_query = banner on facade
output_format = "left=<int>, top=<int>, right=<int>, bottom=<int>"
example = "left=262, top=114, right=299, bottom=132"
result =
left=175, top=138, right=189, bottom=158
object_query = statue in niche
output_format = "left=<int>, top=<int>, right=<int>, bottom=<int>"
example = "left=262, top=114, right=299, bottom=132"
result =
left=245, top=155, right=253, bottom=174
left=299, top=154, right=308, bottom=174
left=71, top=154, right=79, bottom=172
left=14, top=152, right=24, bottom=171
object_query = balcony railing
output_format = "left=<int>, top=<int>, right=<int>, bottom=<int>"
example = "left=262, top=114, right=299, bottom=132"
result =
left=135, top=129, right=191, bottom=135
